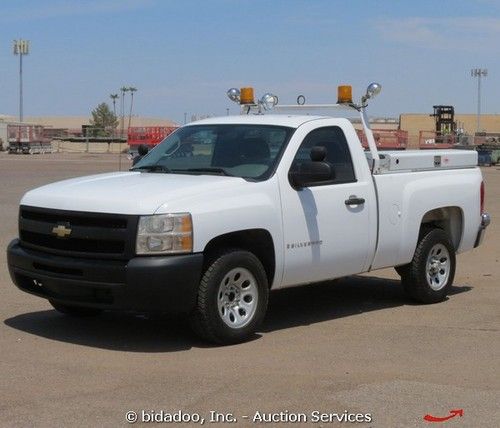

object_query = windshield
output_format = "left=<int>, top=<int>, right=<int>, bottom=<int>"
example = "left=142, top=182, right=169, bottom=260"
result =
left=132, top=124, right=295, bottom=180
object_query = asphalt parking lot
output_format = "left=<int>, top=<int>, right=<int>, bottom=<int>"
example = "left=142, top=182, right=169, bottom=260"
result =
left=1, top=152, right=499, bottom=427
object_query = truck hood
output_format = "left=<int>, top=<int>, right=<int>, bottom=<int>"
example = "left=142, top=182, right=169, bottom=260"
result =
left=21, top=171, right=248, bottom=215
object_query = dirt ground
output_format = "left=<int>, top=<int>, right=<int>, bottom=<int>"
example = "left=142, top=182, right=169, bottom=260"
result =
left=0, top=152, right=498, bottom=427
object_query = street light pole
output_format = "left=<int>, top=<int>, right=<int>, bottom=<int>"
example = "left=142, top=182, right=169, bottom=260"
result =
left=127, top=87, right=137, bottom=129
left=120, top=86, right=129, bottom=139
left=110, top=94, right=119, bottom=154
left=471, top=68, right=488, bottom=133
left=110, top=93, right=119, bottom=116
left=13, top=39, right=30, bottom=122
left=119, top=86, right=129, bottom=171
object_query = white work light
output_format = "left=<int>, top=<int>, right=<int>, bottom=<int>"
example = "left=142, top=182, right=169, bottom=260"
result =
left=260, top=93, right=278, bottom=110
left=364, top=82, right=382, bottom=101
left=227, top=88, right=241, bottom=103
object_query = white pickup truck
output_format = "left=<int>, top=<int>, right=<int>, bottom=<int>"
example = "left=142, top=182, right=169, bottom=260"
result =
left=7, top=83, right=490, bottom=344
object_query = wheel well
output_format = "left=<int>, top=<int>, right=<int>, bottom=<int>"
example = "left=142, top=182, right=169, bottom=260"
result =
left=420, top=207, right=463, bottom=250
left=203, top=229, right=276, bottom=287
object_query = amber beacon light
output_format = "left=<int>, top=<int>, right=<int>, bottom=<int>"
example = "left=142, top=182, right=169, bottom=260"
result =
left=337, top=85, right=353, bottom=104
left=240, top=87, right=255, bottom=104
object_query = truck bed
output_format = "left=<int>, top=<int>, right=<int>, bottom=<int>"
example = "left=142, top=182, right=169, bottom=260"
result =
left=369, top=165, right=482, bottom=270
left=366, top=150, right=477, bottom=174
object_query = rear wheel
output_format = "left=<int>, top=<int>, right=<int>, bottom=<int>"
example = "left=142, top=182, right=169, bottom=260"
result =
left=190, top=249, right=269, bottom=344
left=402, top=228, right=455, bottom=303
left=50, top=300, right=102, bottom=317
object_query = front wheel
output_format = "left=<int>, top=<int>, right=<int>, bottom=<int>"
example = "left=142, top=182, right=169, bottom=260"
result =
left=402, top=228, right=456, bottom=304
left=190, top=250, right=269, bottom=344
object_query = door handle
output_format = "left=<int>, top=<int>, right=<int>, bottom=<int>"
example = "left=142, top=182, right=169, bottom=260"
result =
left=345, top=196, right=365, bottom=205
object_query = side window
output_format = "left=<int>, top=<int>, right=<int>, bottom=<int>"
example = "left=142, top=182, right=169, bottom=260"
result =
left=291, top=126, right=356, bottom=184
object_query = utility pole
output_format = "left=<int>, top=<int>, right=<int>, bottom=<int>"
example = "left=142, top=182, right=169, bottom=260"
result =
left=13, top=39, right=30, bottom=122
left=119, top=86, right=129, bottom=171
left=471, top=68, right=488, bottom=133
left=127, top=87, right=137, bottom=129
left=110, top=94, right=119, bottom=154
left=120, top=86, right=129, bottom=139
left=110, top=93, right=119, bottom=116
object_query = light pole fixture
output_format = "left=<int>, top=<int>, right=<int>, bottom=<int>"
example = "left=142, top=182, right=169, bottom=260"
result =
left=471, top=68, right=488, bottom=133
left=13, top=39, right=30, bottom=122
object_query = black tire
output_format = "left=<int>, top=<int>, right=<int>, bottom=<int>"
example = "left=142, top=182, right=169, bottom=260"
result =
left=50, top=300, right=102, bottom=317
left=190, top=249, right=269, bottom=345
left=402, top=228, right=456, bottom=304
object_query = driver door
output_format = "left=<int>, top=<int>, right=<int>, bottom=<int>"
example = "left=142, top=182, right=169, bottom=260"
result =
left=280, top=125, right=375, bottom=287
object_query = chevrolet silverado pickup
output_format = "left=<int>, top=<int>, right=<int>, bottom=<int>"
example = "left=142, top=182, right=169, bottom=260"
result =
left=7, top=83, right=491, bottom=344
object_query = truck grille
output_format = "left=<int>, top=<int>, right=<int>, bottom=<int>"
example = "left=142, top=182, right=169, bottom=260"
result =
left=19, top=206, right=138, bottom=259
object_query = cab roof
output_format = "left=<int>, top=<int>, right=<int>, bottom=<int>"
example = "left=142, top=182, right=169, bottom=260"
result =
left=187, top=114, right=330, bottom=128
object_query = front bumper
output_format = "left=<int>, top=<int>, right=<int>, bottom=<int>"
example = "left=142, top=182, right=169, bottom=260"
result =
left=7, top=239, right=204, bottom=313
left=474, top=212, right=491, bottom=248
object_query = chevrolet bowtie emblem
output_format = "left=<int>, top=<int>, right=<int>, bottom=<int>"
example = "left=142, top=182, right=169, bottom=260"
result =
left=52, top=223, right=72, bottom=238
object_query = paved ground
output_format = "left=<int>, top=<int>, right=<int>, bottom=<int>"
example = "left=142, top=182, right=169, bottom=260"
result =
left=1, top=152, right=499, bottom=427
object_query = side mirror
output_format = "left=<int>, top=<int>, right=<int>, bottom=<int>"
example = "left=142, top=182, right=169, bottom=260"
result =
left=289, top=161, right=333, bottom=188
left=289, top=146, right=334, bottom=188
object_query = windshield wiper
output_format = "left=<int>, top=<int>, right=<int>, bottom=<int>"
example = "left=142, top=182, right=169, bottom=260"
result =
left=180, top=167, right=233, bottom=176
left=131, top=165, right=233, bottom=176
left=130, top=164, right=171, bottom=173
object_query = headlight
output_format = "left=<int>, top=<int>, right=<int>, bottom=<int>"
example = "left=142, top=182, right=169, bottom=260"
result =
left=136, top=213, right=193, bottom=255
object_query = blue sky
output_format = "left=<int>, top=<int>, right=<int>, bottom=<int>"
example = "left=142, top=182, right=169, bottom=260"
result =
left=0, top=0, right=498, bottom=124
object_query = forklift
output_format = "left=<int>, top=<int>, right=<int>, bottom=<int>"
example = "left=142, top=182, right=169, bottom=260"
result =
left=430, top=105, right=456, bottom=145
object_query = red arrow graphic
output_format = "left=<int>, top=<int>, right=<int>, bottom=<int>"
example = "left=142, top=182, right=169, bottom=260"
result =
left=423, top=409, right=463, bottom=422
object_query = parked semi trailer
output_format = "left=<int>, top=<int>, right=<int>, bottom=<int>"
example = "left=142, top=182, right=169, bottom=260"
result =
left=8, top=124, right=52, bottom=154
